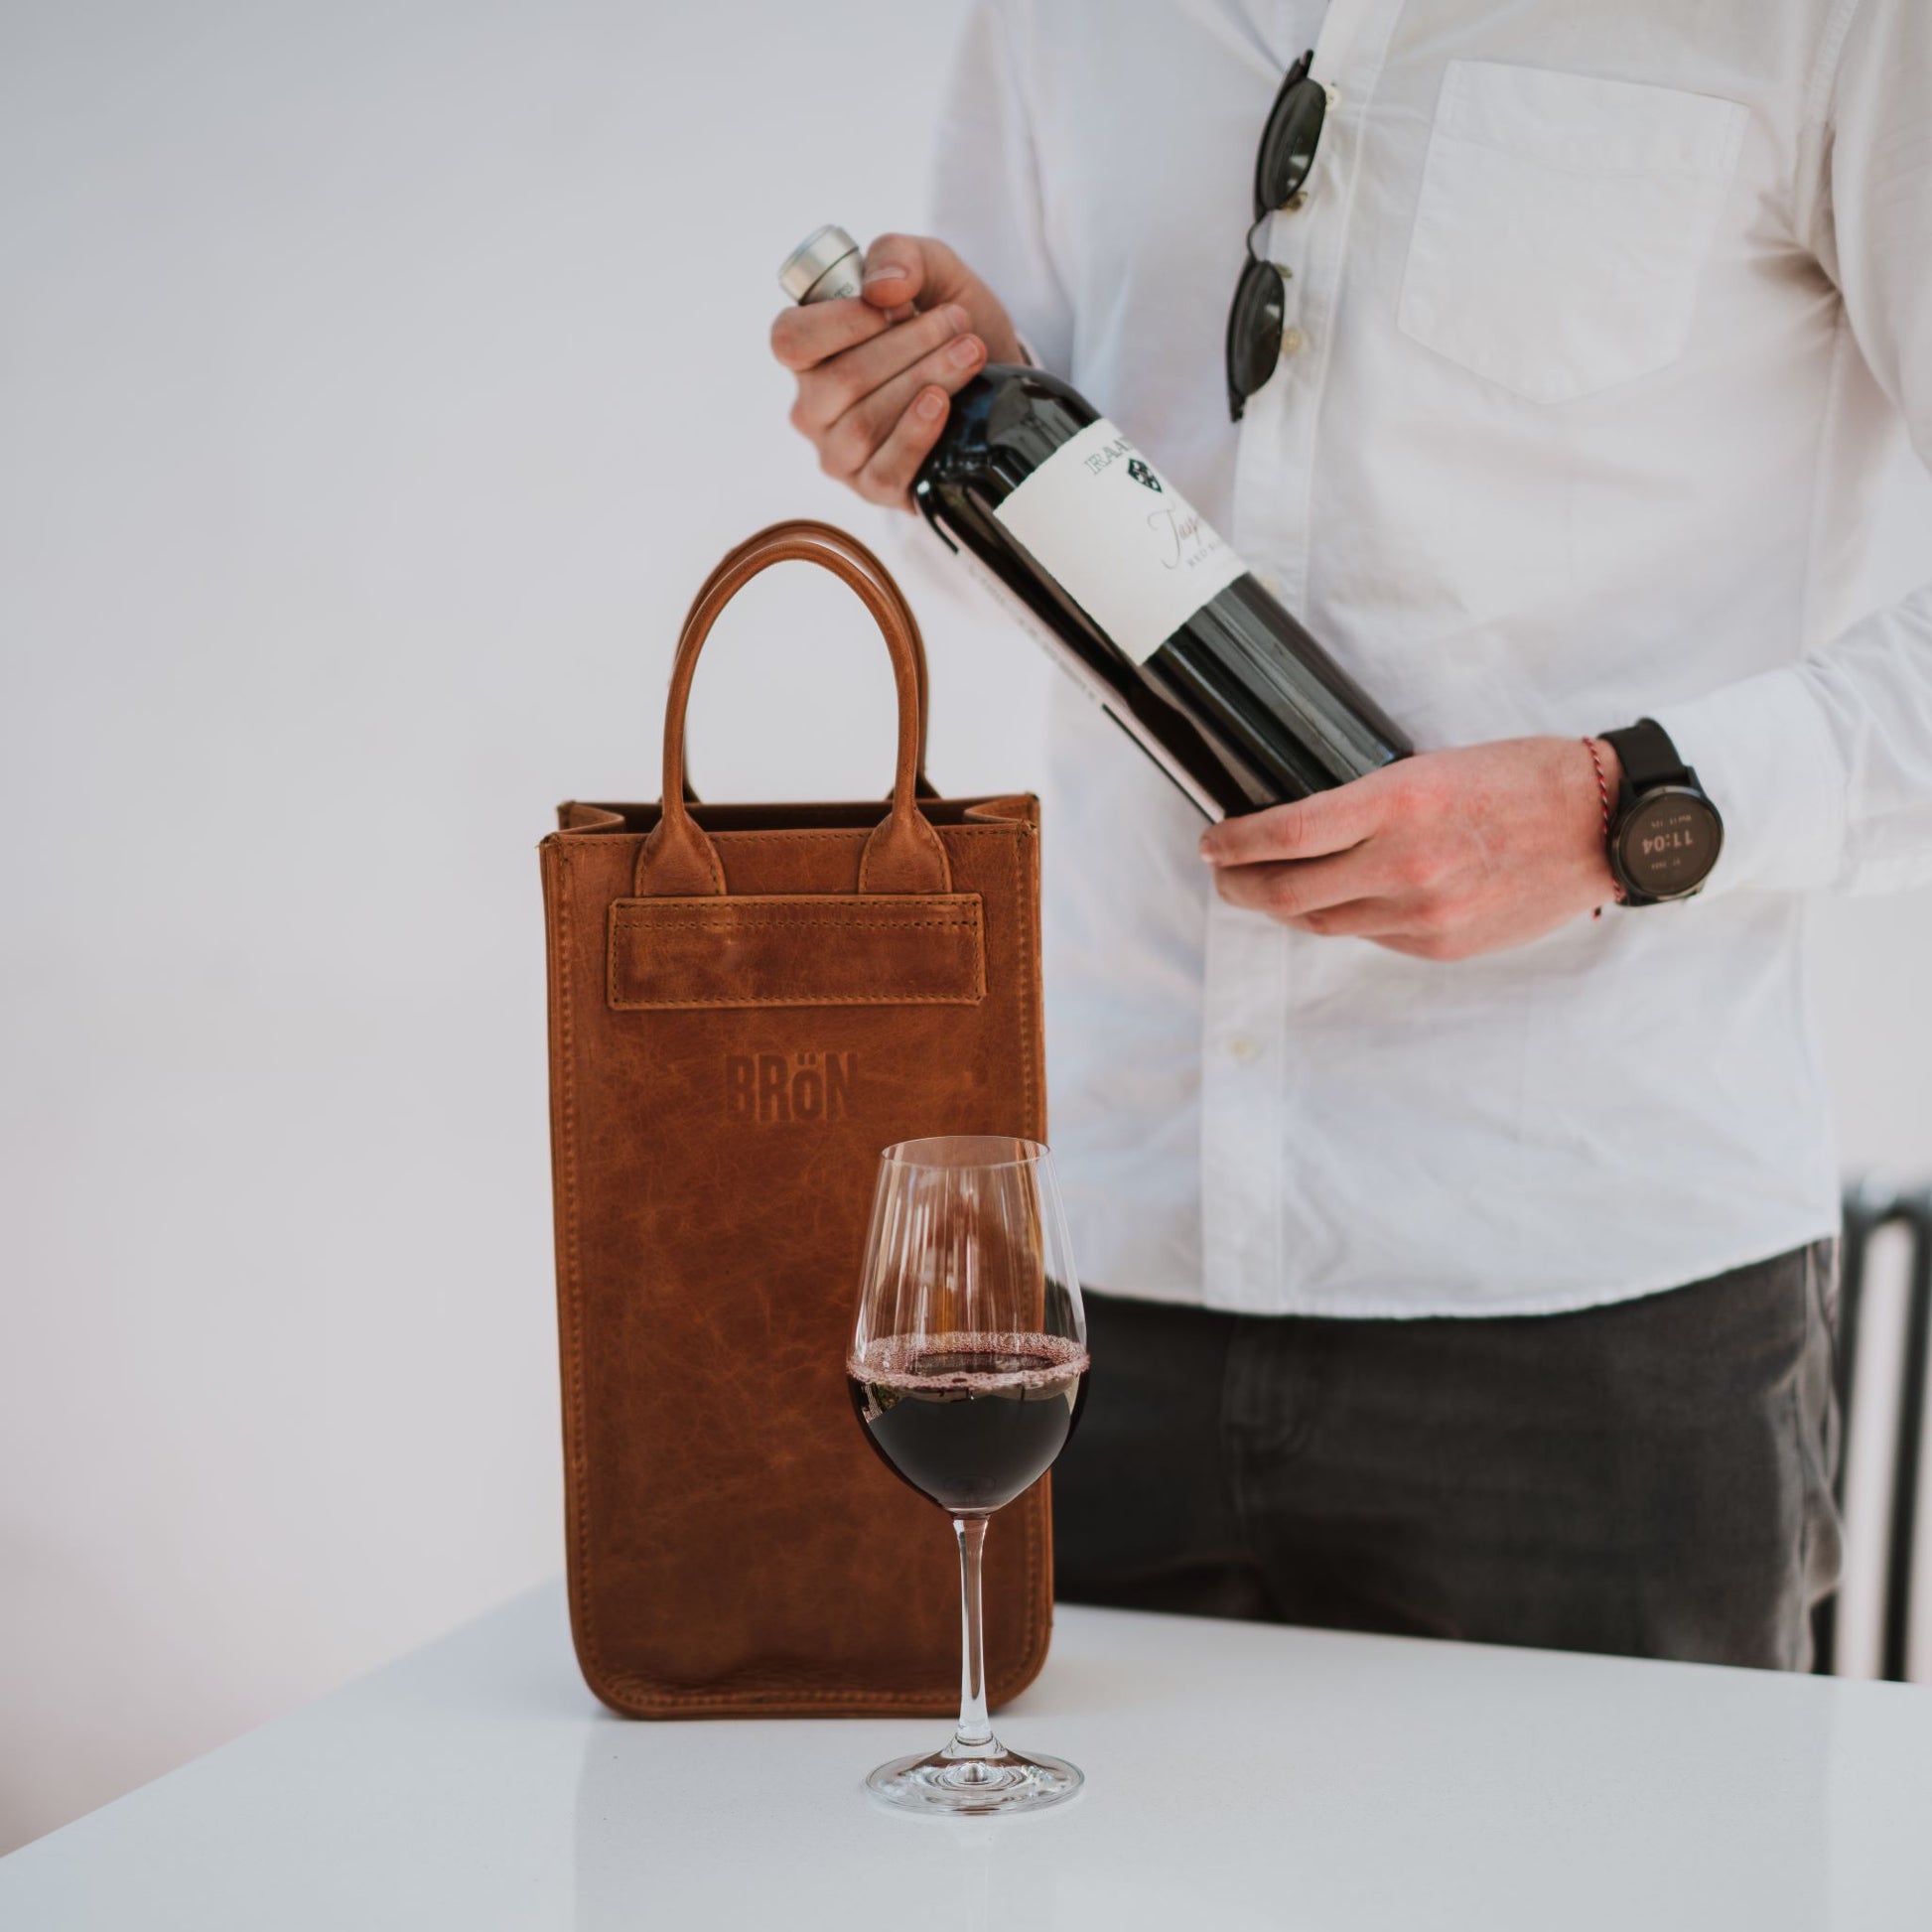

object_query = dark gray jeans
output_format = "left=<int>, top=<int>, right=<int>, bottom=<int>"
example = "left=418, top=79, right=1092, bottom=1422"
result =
left=1055, top=1242, right=1842, bottom=1669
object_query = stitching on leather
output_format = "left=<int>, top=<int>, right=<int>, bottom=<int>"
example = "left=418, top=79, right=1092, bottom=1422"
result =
left=608, top=898, right=987, bottom=1009
left=1014, top=834, right=1034, bottom=1135
left=1001, top=823, right=1049, bottom=1701
left=595, top=1679, right=964, bottom=1712
left=621, top=892, right=978, bottom=899
left=613, top=993, right=984, bottom=1010
left=634, top=818, right=726, bottom=897
left=551, top=846, right=607, bottom=1698
left=616, top=891, right=977, bottom=902
left=613, top=896, right=980, bottom=928
left=616, top=918, right=980, bottom=931
left=552, top=820, right=1035, bottom=850
left=618, top=998, right=978, bottom=1010
left=711, top=827, right=1019, bottom=840
left=594, top=826, right=1027, bottom=845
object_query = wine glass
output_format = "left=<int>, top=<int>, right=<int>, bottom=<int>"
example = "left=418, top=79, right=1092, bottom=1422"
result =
left=846, top=1135, right=1089, bottom=1815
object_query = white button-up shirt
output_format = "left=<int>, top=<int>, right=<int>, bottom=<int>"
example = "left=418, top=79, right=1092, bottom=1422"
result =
left=921, top=0, right=1932, bottom=1315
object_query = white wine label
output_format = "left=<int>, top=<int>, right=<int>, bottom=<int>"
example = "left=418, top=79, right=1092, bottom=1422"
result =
left=990, top=418, right=1248, bottom=664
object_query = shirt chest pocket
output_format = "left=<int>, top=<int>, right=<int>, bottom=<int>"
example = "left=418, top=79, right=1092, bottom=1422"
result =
left=1397, top=62, right=1747, bottom=405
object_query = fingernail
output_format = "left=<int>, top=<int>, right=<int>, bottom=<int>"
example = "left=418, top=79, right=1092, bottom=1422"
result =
left=916, top=388, right=946, bottom=421
left=948, top=335, right=984, bottom=368
left=943, top=303, right=970, bottom=333
left=863, top=262, right=904, bottom=287
left=1198, top=835, right=1220, bottom=864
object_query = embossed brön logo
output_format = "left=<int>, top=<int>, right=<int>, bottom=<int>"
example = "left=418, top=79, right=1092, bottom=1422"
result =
left=727, top=1051, right=856, bottom=1124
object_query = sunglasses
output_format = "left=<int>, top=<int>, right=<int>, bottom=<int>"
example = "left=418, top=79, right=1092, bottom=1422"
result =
left=1225, top=50, right=1327, bottom=422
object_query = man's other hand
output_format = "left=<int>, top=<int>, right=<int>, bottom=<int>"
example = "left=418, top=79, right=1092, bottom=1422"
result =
left=769, top=233, right=1022, bottom=508
left=1198, top=737, right=1625, bottom=960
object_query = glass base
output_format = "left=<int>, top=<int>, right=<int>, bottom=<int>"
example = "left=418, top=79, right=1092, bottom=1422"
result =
left=865, top=1742, right=1083, bottom=1817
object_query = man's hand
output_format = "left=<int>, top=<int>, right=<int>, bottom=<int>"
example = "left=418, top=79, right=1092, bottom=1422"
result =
left=1198, top=737, right=1622, bottom=960
left=769, top=233, right=1022, bottom=508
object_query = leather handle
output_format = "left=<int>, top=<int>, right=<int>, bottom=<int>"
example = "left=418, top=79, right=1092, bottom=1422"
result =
left=674, top=529, right=937, bottom=806
left=701, top=521, right=937, bottom=794
left=634, top=520, right=951, bottom=897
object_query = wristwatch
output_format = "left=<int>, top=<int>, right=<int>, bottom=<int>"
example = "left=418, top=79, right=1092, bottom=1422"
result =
left=1598, top=718, right=1724, bottom=904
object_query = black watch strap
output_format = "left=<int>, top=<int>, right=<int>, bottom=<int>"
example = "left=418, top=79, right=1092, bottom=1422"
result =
left=1601, top=718, right=1689, bottom=793
left=1596, top=717, right=1722, bottom=905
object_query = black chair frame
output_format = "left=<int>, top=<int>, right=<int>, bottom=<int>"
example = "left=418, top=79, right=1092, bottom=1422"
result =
left=1814, top=1182, right=1932, bottom=1682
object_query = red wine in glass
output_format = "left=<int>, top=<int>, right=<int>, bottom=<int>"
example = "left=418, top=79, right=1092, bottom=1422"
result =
left=846, top=1135, right=1089, bottom=1815
left=847, top=1331, right=1088, bottom=1515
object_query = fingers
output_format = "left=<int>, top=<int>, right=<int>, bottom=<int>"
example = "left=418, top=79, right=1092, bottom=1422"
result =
left=853, top=387, right=953, bottom=508
left=818, top=326, right=985, bottom=485
left=1206, top=849, right=1387, bottom=921
left=859, top=232, right=976, bottom=313
left=1311, top=905, right=1480, bottom=959
left=791, top=303, right=977, bottom=435
left=1201, top=743, right=1602, bottom=962
left=769, top=296, right=893, bottom=373
left=1198, top=769, right=1392, bottom=868
left=772, top=231, right=1011, bottom=509
left=1208, top=862, right=1451, bottom=950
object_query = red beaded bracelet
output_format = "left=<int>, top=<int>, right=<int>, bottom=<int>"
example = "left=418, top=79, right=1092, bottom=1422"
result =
left=1583, top=737, right=1623, bottom=914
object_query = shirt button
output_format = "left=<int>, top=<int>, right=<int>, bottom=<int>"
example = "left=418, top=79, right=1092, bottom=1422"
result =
left=1325, top=83, right=1341, bottom=110
left=1226, top=1034, right=1262, bottom=1065
left=1280, top=327, right=1307, bottom=357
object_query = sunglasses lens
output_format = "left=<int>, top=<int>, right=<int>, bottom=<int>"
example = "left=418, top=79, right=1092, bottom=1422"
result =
left=1225, top=259, right=1287, bottom=417
left=1256, top=79, right=1325, bottom=212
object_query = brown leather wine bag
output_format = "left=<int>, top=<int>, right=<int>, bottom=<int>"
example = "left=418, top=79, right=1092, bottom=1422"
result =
left=540, top=520, right=1051, bottom=1717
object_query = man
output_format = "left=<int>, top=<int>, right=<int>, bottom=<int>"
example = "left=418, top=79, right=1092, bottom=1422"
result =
left=769, top=0, right=1932, bottom=1667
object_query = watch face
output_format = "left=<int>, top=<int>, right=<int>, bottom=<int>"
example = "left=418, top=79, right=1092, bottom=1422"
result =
left=1616, top=787, right=1723, bottom=898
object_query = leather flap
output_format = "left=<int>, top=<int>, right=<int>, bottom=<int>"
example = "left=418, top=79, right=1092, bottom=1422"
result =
left=608, top=894, right=985, bottom=1011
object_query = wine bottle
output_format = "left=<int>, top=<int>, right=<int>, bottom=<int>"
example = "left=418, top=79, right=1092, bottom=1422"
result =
left=778, top=225, right=1411, bottom=819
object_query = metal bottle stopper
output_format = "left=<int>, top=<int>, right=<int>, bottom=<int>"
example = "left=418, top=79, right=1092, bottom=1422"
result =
left=778, top=224, right=864, bottom=305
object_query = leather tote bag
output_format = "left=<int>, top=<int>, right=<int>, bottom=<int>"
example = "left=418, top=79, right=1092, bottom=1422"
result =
left=540, top=520, right=1052, bottom=1717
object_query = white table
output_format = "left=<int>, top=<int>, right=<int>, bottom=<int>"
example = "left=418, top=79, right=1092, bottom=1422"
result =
left=3, top=1583, right=1928, bottom=1930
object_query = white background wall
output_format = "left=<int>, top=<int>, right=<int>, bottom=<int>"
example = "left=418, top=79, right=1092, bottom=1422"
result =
left=2, top=0, right=1928, bottom=1856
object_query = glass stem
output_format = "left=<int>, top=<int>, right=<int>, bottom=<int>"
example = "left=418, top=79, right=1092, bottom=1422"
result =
left=951, top=1514, right=995, bottom=1754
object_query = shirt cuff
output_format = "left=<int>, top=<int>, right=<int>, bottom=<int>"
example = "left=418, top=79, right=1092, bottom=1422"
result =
left=1648, top=667, right=1847, bottom=895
